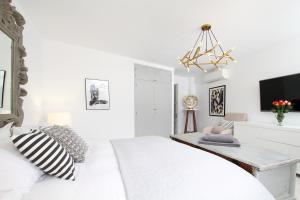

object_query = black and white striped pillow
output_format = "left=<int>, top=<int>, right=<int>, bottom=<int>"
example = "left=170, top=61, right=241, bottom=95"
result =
left=11, top=129, right=75, bottom=181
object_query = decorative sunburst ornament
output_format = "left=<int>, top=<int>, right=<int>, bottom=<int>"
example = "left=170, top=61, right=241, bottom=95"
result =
left=179, top=24, right=236, bottom=72
left=183, top=95, right=198, bottom=110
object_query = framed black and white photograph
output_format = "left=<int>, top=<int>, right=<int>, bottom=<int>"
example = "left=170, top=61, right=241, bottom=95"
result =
left=0, top=70, right=6, bottom=108
left=85, top=78, right=110, bottom=110
left=209, top=85, right=226, bottom=117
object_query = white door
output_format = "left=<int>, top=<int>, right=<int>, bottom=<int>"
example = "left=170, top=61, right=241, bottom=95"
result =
left=135, top=79, right=155, bottom=137
left=154, top=81, right=172, bottom=137
left=134, top=64, right=172, bottom=137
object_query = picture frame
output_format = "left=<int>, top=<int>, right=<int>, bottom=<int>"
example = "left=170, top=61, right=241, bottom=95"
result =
left=209, top=85, right=226, bottom=117
left=0, top=70, right=6, bottom=108
left=85, top=78, right=110, bottom=110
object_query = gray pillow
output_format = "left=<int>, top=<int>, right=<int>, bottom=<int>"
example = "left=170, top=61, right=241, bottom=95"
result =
left=202, top=133, right=234, bottom=143
left=42, top=125, right=88, bottom=162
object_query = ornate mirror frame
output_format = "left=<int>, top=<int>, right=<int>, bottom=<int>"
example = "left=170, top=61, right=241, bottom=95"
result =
left=0, top=0, right=28, bottom=127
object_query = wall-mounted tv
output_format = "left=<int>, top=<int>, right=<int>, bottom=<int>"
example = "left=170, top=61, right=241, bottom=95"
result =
left=259, top=73, right=300, bottom=111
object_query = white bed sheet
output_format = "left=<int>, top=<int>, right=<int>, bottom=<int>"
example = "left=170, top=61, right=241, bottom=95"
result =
left=21, top=141, right=126, bottom=200
left=21, top=138, right=274, bottom=200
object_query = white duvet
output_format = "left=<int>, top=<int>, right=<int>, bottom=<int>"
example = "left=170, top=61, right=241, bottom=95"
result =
left=21, top=137, right=274, bottom=200
left=22, top=141, right=126, bottom=200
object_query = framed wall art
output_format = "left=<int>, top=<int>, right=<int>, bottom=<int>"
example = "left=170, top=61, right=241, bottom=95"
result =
left=85, top=78, right=110, bottom=110
left=209, top=85, right=226, bottom=117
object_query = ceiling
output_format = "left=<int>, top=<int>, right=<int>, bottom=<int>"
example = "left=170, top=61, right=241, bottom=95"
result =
left=17, top=0, right=300, bottom=69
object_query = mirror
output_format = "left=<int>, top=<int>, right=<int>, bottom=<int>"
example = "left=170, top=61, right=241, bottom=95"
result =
left=0, top=31, right=12, bottom=114
left=0, top=70, right=6, bottom=108
left=0, top=1, right=28, bottom=127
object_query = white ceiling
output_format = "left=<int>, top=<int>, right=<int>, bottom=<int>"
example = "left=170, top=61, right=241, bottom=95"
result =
left=17, top=0, right=300, bottom=68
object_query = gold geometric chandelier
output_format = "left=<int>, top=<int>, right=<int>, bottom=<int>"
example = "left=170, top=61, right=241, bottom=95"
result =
left=179, top=24, right=236, bottom=72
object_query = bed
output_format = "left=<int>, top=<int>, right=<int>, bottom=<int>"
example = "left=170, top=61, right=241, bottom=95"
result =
left=20, top=136, right=274, bottom=200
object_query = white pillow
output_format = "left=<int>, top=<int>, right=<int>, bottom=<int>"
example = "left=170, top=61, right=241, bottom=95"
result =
left=0, top=142, right=43, bottom=197
left=219, top=119, right=234, bottom=129
left=10, top=125, right=37, bottom=136
left=0, top=122, right=14, bottom=144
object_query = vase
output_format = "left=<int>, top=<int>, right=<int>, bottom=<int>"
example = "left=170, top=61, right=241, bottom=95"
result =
left=276, top=112, right=285, bottom=126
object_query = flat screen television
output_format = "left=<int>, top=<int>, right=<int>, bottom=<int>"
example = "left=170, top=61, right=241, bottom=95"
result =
left=259, top=73, right=300, bottom=111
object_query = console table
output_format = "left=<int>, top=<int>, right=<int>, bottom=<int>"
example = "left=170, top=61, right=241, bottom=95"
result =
left=235, top=121, right=300, bottom=174
left=171, top=132, right=299, bottom=200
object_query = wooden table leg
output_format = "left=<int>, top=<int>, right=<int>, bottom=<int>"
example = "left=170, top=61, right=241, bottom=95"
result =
left=192, top=110, right=197, bottom=132
left=184, top=110, right=189, bottom=133
left=185, top=110, right=198, bottom=133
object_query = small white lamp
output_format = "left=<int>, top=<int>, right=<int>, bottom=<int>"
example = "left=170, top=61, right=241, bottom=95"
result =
left=47, top=112, right=72, bottom=126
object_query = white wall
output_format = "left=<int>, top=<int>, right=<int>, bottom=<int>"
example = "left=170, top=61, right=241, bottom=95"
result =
left=15, top=1, right=174, bottom=140
left=40, top=40, right=174, bottom=140
left=41, top=40, right=135, bottom=140
left=174, top=72, right=198, bottom=134
left=14, top=1, right=44, bottom=125
left=197, top=36, right=300, bottom=129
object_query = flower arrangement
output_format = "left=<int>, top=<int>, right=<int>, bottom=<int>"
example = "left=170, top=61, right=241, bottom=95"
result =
left=272, top=100, right=292, bottom=126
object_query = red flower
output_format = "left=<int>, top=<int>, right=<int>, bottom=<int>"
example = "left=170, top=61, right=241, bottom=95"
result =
left=272, top=100, right=292, bottom=114
left=278, top=100, right=284, bottom=106
left=273, top=100, right=292, bottom=107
